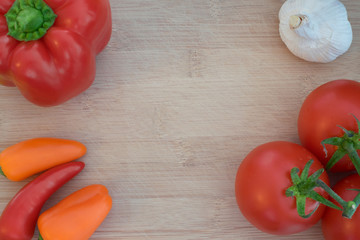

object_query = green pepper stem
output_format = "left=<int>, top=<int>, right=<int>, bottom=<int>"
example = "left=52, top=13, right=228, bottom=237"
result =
left=38, top=233, right=43, bottom=240
left=5, top=0, right=57, bottom=41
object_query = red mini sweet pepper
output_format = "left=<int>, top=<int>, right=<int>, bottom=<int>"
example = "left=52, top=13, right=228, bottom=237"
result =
left=0, top=0, right=112, bottom=106
left=0, top=161, right=85, bottom=240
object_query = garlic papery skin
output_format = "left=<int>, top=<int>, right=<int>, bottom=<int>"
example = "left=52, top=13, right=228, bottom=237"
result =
left=279, top=0, right=353, bottom=63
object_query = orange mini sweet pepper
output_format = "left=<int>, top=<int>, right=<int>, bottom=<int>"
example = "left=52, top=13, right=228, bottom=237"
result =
left=38, top=184, right=112, bottom=240
left=0, top=138, right=86, bottom=181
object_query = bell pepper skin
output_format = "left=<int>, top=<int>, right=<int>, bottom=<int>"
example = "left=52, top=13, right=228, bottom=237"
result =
left=0, top=0, right=112, bottom=106
left=38, top=184, right=112, bottom=240
left=0, top=138, right=86, bottom=181
left=0, top=161, right=85, bottom=240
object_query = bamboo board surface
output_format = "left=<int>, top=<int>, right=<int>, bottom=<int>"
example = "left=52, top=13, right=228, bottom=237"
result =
left=1, top=0, right=360, bottom=239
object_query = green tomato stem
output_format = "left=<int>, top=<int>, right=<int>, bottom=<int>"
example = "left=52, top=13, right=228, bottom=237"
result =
left=287, top=160, right=360, bottom=219
left=344, top=142, right=360, bottom=175
left=339, top=190, right=360, bottom=219
left=322, top=114, right=360, bottom=175
left=315, top=180, right=347, bottom=207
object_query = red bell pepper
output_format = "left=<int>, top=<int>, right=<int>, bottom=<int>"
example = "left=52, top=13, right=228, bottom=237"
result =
left=0, top=161, right=85, bottom=240
left=0, top=0, right=112, bottom=106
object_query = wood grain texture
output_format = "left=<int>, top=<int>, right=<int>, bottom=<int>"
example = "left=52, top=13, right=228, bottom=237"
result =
left=0, top=0, right=360, bottom=239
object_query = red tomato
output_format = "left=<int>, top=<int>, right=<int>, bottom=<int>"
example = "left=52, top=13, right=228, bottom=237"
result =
left=322, top=174, right=360, bottom=240
left=298, top=79, right=360, bottom=172
left=235, top=141, right=329, bottom=235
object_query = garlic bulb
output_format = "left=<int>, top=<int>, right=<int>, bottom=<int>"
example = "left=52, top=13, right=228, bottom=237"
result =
left=279, top=0, right=352, bottom=63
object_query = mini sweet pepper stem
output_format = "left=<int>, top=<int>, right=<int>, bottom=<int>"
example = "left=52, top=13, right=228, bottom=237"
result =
left=0, top=167, right=5, bottom=177
left=5, top=0, right=57, bottom=41
left=38, top=234, right=43, bottom=240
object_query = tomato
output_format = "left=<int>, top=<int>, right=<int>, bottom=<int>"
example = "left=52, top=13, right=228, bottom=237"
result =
left=298, top=79, right=360, bottom=172
left=235, top=141, right=329, bottom=235
left=322, top=174, right=360, bottom=240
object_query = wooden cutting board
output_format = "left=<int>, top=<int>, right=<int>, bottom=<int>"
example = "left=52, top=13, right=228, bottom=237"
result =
left=0, top=0, right=359, bottom=239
